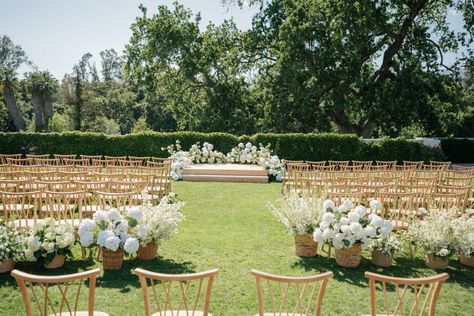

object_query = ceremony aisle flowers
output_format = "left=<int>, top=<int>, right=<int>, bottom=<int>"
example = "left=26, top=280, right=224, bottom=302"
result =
left=131, top=193, right=185, bottom=260
left=408, top=211, right=455, bottom=269
left=25, top=218, right=75, bottom=269
left=78, top=208, right=140, bottom=270
left=312, top=199, right=394, bottom=267
left=0, top=221, right=25, bottom=273
left=268, top=193, right=323, bottom=257
left=368, top=235, right=402, bottom=267
left=452, top=215, right=474, bottom=267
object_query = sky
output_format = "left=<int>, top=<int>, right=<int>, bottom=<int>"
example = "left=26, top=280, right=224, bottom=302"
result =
left=0, top=0, right=257, bottom=79
left=0, top=1, right=466, bottom=79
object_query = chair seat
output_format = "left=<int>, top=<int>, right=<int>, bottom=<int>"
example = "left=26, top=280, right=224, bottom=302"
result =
left=391, top=220, right=409, bottom=230
left=41, top=205, right=76, bottom=212
left=0, top=204, right=34, bottom=211
left=152, top=311, right=211, bottom=316
left=11, top=218, right=45, bottom=228
left=49, top=311, right=109, bottom=316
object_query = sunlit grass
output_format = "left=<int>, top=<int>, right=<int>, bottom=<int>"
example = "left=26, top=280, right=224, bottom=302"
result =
left=0, top=181, right=472, bottom=315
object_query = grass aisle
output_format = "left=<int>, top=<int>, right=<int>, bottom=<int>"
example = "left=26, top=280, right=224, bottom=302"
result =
left=0, top=182, right=473, bottom=315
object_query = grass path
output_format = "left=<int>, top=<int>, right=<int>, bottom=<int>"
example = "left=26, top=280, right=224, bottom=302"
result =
left=0, top=182, right=473, bottom=315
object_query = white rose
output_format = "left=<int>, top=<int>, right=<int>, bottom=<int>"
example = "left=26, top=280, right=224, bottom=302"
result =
left=80, top=230, right=94, bottom=247
left=28, top=236, right=41, bottom=252
left=93, top=211, right=108, bottom=224
left=323, top=200, right=335, bottom=211
left=350, top=222, right=363, bottom=235
left=313, top=229, right=324, bottom=243
left=347, top=212, right=360, bottom=223
left=340, top=224, right=351, bottom=234
left=124, top=237, right=140, bottom=254
left=107, top=208, right=122, bottom=223
left=104, top=236, right=121, bottom=251
left=354, top=205, right=366, bottom=217
left=97, top=230, right=115, bottom=247
left=439, top=248, right=449, bottom=257
left=322, top=212, right=335, bottom=224
left=364, top=226, right=376, bottom=238
left=323, top=228, right=335, bottom=240
left=78, top=219, right=96, bottom=235
left=370, top=200, right=382, bottom=210
left=246, top=142, right=252, bottom=148
left=369, top=215, right=384, bottom=228
left=127, top=207, right=144, bottom=221
left=339, top=217, right=349, bottom=226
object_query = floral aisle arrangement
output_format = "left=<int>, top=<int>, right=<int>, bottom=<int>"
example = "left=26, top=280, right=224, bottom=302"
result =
left=452, top=215, right=474, bottom=267
left=131, top=193, right=185, bottom=260
left=368, top=235, right=402, bottom=267
left=0, top=221, right=25, bottom=273
left=313, top=199, right=394, bottom=267
left=24, top=218, right=75, bottom=269
left=408, top=211, right=455, bottom=270
left=78, top=208, right=140, bottom=270
left=268, top=193, right=322, bottom=257
left=163, top=140, right=284, bottom=181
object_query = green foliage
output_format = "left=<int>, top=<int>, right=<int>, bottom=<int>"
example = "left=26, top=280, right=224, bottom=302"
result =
left=441, top=138, right=474, bottom=163
left=47, top=113, right=72, bottom=132
left=131, top=116, right=151, bottom=133
left=0, top=131, right=443, bottom=162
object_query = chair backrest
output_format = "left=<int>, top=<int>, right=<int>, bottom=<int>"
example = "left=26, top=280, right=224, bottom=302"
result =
left=134, top=268, right=218, bottom=316
left=62, top=158, right=86, bottom=166
left=11, top=268, right=101, bottom=316
left=443, top=176, right=473, bottom=187
left=376, top=160, right=397, bottom=168
left=44, top=190, right=85, bottom=225
left=403, top=161, right=424, bottom=169
left=365, top=271, right=448, bottom=316
left=0, top=154, right=23, bottom=164
left=327, top=160, right=349, bottom=171
left=7, top=157, right=34, bottom=166
left=96, top=191, right=135, bottom=212
left=252, top=270, right=333, bottom=316
left=0, top=191, right=42, bottom=228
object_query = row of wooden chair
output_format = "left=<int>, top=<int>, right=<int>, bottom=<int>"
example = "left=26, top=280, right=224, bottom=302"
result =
left=0, top=154, right=171, bottom=167
left=283, top=159, right=453, bottom=171
left=10, top=267, right=449, bottom=316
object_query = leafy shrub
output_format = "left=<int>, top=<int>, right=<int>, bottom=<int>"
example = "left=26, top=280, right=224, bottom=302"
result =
left=440, top=138, right=474, bottom=163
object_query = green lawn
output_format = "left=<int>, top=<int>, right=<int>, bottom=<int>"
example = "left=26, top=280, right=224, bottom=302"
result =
left=0, top=182, right=473, bottom=315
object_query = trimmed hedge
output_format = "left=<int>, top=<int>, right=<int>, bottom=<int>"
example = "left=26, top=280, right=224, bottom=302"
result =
left=0, top=132, right=444, bottom=162
left=440, top=138, right=474, bottom=163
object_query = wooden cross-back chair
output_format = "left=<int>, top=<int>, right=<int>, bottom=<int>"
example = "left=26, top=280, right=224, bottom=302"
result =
left=443, top=176, right=473, bottom=187
left=352, top=160, right=373, bottom=170
left=139, top=166, right=171, bottom=194
left=1, top=170, right=24, bottom=180
left=282, top=163, right=310, bottom=194
left=90, top=159, right=105, bottom=167
left=24, top=171, right=62, bottom=182
left=53, top=154, right=77, bottom=164
left=26, top=154, right=50, bottom=160
left=0, top=154, right=23, bottom=164
left=368, top=165, right=389, bottom=172
left=62, top=158, right=86, bottom=166
left=429, top=160, right=451, bottom=168
left=75, top=165, right=102, bottom=174
left=375, top=161, right=397, bottom=169
left=421, top=164, right=448, bottom=173
left=0, top=191, right=41, bottom=229
left=7, top=157, right=34, bottom=166
left=117, top=159, right=142, bottom=168
left=403, top=161, right=424, bottom=169
left=326, top=192, right=364, bottom=206
left=43, top=190, right=85, bottom=227
left=364, top=272, right=449, bottom=316
left=0, top=179, right=28, bottom=192
left=32, top=157, right=59, bottom=166
left=91, top=172, right=125, bottom=182
left=108, top=179, right=147, bottom=194
left=135, top=268, right=218, bottom=316
left=251, top=270, right=333, bottom=316
left=128, top=156, right=150, bottom=166
left=430, top=192, right=467, bottom=217
left=35, top=180, right=77, bottom=192
left=95, top=191, right=136, bottom=213
left=378, top=191, right=415, bottom=230
left=80, top=155, right=103, bottom=166
left=327, top=160, right=349, bottom=171
left=58, top=170, right=90, bottom=182
left=11, top=268, right=108, bottom=316
left=305, top=161, right=326, bottom=171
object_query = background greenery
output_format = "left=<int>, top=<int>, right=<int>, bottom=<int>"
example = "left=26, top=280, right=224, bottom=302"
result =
left=0, top=182, right=472, bottom=315
left=0, top=131, right=451, bottom=162
left=1, top=1, right=473, bottom=138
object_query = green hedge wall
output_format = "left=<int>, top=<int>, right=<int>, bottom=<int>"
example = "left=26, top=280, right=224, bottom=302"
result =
left=440, top=138, right=474, bottom=163
left=0, top=132, right=445, bottom=162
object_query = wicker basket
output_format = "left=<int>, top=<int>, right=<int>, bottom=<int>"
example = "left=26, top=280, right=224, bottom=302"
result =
left=371, top=250, right=393, bottom=268
left=294, top=234, right=318, bottom=257
left=425, top=254, right=448, bottom=270
left=459, top=254, right=474, bottom=267
left=0, top=259, right=15, bottom=273
left=138, top=242, right=158, bottom=261
left=336, top=244, right=362, bottom=268
left=44, top=255, right=65, bottom=269
left=102, top=248, right=124, bottom=270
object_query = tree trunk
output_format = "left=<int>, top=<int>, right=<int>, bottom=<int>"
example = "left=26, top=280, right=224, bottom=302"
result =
left=2, top=84, right=26, bottom=131
left=31, top=92, right=44, bottom=131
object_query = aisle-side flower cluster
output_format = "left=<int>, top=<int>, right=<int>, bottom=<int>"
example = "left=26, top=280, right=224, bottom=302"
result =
left=131, top=193, right=185, bottom=245
left=312, top=200, right=393, bottom=249
left=268, top=193, right=323, bottom=235
left=367, top=235, right=402, bottom=257
left=0, top=221, right=25, bottom=263
left=408, top=211, right=455, bottom=258
left=452, top=215, right=474, bottom=257
left=78, top=208, right=139, bottom=254
left=25, top=218, right=75, bottom=262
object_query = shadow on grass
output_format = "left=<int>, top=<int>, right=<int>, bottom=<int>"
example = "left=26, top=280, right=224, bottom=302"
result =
left=0, top=255, right=195, bottom=292
left=292, top=250, right=474, bottom=290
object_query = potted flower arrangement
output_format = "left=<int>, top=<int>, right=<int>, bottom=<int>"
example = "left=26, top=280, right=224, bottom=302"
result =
left=268, top=193, right=322, bottom=257
left=368, top=235, right=402, bottom=267
left=0, top=221, right=25, bottom=273
left=78, top=208, right=140, bottom=270
left=408, top=212, right=454, bottom=270
left=313, top=199, right=393, bottom=268
left=452, top=215, right=474, bottom=267
left=131, top=193, right=185, bottom=261
left=24, top=218, right=75, bottom=269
